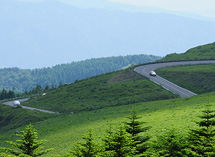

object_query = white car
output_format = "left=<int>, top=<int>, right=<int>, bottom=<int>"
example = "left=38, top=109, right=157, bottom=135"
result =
left=13, top=100, right=21, bottom=106
left=150, top=71, right=156, bottom=76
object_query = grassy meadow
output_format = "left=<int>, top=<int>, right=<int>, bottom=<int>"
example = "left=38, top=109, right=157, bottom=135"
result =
left=1, top=92, right=215, bottom=156
left=1, top=53, right=215, bottom=156
left=160, top=42, right=215, bottom=62
left=21, top=68, right=178, bottom=114
left=156, top=64, right=215, bottom=94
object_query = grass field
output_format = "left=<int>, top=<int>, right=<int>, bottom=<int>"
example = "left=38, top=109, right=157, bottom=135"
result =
left=156, top=64, right=215, bottom=94
left=1, top=92, right=215, bottom=156
left=21, top=68, right=178, bottom=114
left=160, top=42, right=215, bottom=62
left=1, top=61, right=215, bottom=156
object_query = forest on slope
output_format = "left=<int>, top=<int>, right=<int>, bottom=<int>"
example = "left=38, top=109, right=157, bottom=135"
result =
left=0, top=54, right=160, bottom=93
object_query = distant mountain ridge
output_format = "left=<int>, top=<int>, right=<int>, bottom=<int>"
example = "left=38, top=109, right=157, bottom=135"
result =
left=0, top=1, right=215, bottom=68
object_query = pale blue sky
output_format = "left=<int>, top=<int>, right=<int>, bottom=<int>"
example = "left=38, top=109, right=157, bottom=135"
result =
left=16, top=0, right=215, bottom=20
left=110, top=0, right=215, bottom=18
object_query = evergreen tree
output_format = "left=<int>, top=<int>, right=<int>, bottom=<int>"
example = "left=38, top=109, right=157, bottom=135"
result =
left=35, top=85, right=43, bottom=93
left=44, top=85, right=49, bottom=92
left=102, top=125, right=137, bottom=157
left=124, top=108, right=151, bottom=154
left=187, top=104, right=215, bottom=156
left=148, top=129, right=188, bottom=157
left=0, top=88, right=16, bottom=100
left=100, top=125, right=116, bottom=157
left=8, top=90, right=15, bottom=99
left=67, top=129, right=99, bottom=157
left=0, top=123, right=53, bottom=157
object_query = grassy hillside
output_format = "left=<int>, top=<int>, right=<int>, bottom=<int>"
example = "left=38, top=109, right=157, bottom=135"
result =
left=0, top=65, right=178, bottom=155
left=0, top=105, right=56, bottom=133
left=1, top=92, right=215, bottom=156
left=160, top=42, right=215, bottom=61
left=2, top=54, right=215, bottom=155
left=156, top=64, right=215, bottom=94
left=21, top=68, right=178, bottom=114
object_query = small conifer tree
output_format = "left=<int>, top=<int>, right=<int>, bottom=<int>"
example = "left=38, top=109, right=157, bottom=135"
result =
left=102, top=124, right=115, bottom=154
left=67, top=129, right=99, bottom=157
left=124, top=108, right=151, bottom=154
left=149, top=129, right=188, bottom=157
left=0, top=123, right=53, bottom=157
left=187, top=104, right=215, bottom=156
left=102, top=125, right=137, bottom=157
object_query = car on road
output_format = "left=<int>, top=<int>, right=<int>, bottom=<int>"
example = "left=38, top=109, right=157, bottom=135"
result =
left=150, top=71, right=156, bottom=76
left=13, top=100, right=21, bottom=106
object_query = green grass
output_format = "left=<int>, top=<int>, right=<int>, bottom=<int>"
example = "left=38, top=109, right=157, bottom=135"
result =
left=0, top=105, right=57, bottom=133
left=21, top=68, right=178, bottom=113
left=156, top=64, right=215, bottom=94
left=1, top=92, right=215, bottom=156
left=160, top=42, right=215, bottom=61
left=0, top=67, right=178, bottom=156
left=2, top=62, right=215, bottom=156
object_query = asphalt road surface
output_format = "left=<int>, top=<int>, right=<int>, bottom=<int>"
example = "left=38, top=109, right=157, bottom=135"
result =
left=134, top=60, right=215, bottom=97
left=3, top=98, right=56, bottom=114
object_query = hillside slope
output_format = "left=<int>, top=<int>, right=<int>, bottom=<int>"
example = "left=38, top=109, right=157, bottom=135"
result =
left=0, top=54, right=160, bottom=92
left=161, top=42, right=215, bottom=61
left=22, top=67, right=178, bottom=113
left=2, top=41, right=215, bottom=155
left=156, top=64, right=215, bottom=94
left=1, top=92, right=215, bottom=156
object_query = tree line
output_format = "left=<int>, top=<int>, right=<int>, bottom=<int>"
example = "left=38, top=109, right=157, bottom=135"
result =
left=0, top=55, right=161, bottom=93
left=0, top=89, right=15, bottom=100
left=0, top=84, right=53, bottom=101
left=1, top=104, right=215, bottom=156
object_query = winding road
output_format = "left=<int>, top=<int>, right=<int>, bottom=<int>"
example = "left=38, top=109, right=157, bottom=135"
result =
left=2, top=60, right=215, bottom=113
left=2, top=98, right=56, bottom=114
left=134, top=60, right=215, bottom=97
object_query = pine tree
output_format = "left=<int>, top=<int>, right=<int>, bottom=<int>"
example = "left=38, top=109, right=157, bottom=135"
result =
left=187, top=104, right=215, bottom=156
left=124, top=108, right=151, bottom=154
left=0, top=123, right=53, bottom=157
left=149, top=129, right=188, bottom=157
left=102, top=125, right=137, bottom=157
left=67, top=129, right=99, bottom=157
left=44, top=85, right=50, bottom=92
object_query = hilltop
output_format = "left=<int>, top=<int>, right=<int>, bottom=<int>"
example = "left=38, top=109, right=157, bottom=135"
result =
left=161, top=42, right=215, bottom=61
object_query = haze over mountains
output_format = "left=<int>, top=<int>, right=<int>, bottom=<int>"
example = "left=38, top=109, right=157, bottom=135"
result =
left=1, top=0, right=215, bottom=69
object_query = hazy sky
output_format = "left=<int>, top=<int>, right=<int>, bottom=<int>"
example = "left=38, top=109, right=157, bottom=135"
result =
left=109, top=0, right=215, bottom=19
left=16, top=0, right=215, bottom=20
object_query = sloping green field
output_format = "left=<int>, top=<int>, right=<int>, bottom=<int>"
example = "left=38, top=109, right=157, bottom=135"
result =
left=21, top=68, right=178, bottom=114
left=1, top=92, right=215, bottom=156
left=160, top=42, right=215, bottom=61
left=1, top=42, right=215, bottom=156
left=156, top=64, right=215, bottom=94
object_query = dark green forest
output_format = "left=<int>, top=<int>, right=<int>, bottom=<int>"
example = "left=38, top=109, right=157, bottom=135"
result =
left=0, top=55, right=160, bottom=93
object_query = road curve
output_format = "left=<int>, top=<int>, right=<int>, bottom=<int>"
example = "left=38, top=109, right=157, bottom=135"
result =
left=134, top=60, right=215, bottom=98
left=2, top=98, right=56, bottom=114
